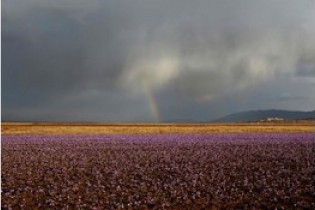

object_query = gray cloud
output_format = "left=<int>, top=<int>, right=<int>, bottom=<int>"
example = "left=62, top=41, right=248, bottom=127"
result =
left=2, top=0, right=315, bottom=121
left=296, top=59, right=315, bottom=77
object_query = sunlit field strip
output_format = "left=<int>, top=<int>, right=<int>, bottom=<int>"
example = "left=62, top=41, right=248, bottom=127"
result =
left=2, top=122, right=314, bottom=134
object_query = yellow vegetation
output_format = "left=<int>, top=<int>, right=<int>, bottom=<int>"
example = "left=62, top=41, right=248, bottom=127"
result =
left=2, top=122, right=314, bottom=134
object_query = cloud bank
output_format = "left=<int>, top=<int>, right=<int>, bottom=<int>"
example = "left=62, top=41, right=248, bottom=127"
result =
left=2, top=0, right=315, bottom=121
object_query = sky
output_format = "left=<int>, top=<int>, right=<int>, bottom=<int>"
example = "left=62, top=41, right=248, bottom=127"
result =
left=2, top=0, right=315, bottom=122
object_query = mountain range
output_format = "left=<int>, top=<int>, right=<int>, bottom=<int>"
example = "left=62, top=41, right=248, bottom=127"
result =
left=214, top=109, right=315, bottom=122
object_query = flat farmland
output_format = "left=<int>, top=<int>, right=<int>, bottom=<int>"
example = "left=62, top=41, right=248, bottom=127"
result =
left=2, top=121, right=314, bottom=134
left=1, top=123, right=315, bottom=209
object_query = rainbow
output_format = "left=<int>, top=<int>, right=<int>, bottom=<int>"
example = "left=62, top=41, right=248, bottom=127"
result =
left=143, top=80, right=162, bottom=122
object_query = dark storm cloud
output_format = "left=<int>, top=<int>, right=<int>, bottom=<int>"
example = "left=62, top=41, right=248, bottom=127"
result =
left=2, top=0, right=315, bottom=121
left=296, top=60, right=315, bottom=77
left=3, top=1, right=122, bottom=92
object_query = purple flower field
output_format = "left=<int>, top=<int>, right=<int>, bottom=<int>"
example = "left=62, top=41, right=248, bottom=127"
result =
left=2, top=133, right=315, bottom=209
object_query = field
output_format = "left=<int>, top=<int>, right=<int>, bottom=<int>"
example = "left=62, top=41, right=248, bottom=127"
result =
left=1, top=123, right=315, bottom=209
left=2, top=121, right=314, bottom=134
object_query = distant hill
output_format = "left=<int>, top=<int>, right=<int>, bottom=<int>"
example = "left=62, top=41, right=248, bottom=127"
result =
left=214, top=109, right=315, bottom=122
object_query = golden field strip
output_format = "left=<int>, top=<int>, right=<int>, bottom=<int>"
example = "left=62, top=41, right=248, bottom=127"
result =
left=2, top=121, right=314, bottom=134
